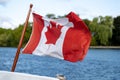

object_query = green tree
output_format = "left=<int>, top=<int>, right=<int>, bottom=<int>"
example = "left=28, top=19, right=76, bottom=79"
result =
left=0, top=29, right=13, bottom=46
left=89, top=17, right=98, bottom=46
left=83, top=19, right=91, bottom=27
left=112, top=16, right=120, bottom=45
left=45, top=14, right=56, bottom=19
left=23, top=22, right=32, bottom=47
left=89, top=16, right=114, bottom=46
left=0, top=22, right=31, bottom=47
left=12, top=22, right=32, bottom=47
left=0, top=28, right=6, bottom=34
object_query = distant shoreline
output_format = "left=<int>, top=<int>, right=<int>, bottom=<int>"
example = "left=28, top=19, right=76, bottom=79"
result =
left=90, top=46, right=120, bottom=49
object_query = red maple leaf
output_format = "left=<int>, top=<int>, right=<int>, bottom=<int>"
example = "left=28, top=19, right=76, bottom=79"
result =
left=45, top=21, right=63, bottom=45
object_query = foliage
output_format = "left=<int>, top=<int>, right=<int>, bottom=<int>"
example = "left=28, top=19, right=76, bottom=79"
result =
left=0, top=23, right=32, bottom=47
left=0, top=14, right=119, bottom=47
left=83, top=19, right=91, bottom=27
left=112, top=16, right=120, bottom=45
left=45, top=14, right=56, bottom=19
left=88, top=16, right=114, bottom=46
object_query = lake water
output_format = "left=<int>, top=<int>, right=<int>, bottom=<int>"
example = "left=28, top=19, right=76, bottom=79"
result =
left=0, top=47, right=120, bottom=80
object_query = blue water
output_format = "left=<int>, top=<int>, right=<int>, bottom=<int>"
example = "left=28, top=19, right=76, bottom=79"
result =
left=0, top=47, right=120, bottom=80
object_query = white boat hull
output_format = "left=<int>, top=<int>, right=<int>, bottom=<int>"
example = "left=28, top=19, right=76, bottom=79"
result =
left=0, top=71, right=59, bottom=80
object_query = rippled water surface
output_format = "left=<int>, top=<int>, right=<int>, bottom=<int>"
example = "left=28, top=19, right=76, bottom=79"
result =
left=0, top=47, right=120, bottom=80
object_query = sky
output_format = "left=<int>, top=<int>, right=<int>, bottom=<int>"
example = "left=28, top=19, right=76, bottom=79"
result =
left=0, top=0, right=120, bottom=29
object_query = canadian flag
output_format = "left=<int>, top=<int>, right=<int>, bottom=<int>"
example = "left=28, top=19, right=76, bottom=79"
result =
left=22, top=12, right=91, bottom=62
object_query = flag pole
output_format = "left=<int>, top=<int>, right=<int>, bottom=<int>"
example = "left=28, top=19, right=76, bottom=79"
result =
left=11, top=4, right=33, bottom=72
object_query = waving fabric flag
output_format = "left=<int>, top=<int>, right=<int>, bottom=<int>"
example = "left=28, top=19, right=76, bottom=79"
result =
left=22, top=12, right=91, bottom=62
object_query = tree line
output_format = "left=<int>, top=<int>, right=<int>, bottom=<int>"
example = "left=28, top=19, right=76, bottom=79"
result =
left=0, top=14, right=120, bottom=47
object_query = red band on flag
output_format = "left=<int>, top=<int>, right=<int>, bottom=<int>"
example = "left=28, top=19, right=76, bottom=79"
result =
left=22, top=13, right=44, bottom=54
